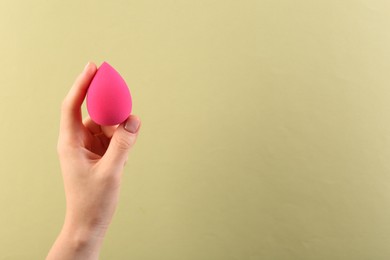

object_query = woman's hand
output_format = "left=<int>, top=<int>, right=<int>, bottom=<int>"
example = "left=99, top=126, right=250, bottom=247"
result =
left=47, top=62, right=141, bottom=260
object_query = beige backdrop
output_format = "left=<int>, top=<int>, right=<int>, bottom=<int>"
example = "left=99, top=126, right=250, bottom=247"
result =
left=1, top=0, right=390, bottom=259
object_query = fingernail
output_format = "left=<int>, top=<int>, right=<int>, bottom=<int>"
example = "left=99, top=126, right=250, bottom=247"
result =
left=124, top=116, right=141, bottom=133
left=83, top=62, right=90, bottom=71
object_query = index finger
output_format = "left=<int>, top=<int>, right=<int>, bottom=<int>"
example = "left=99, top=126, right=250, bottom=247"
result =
left=60, top=62, right=97, bottom=140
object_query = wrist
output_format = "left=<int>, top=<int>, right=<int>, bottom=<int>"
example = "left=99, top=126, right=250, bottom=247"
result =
left=60, top=218, right=106, bottom=253
left=47, top=220, right=106, bottom=260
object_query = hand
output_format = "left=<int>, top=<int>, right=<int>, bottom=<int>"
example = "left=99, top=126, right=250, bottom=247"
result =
left=47, top=62, right=141, bottom=260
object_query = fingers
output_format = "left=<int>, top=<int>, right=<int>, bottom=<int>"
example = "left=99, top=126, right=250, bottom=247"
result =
left=60, top=62, right=97, bottom=140
left=83, top=117, right=118, bottom=138
left=100, top=115, right=141, bottom=172
left=83, top=117, right=102, bottom=135
left=101, top=125, right=118, bottom=138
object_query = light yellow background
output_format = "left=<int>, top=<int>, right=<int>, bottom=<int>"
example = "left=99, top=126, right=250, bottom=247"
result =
left=1, top=0, right=390, bottom=259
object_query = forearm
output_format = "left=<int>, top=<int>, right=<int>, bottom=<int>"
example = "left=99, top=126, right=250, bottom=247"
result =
left=46, top=220, right=106, bottom=260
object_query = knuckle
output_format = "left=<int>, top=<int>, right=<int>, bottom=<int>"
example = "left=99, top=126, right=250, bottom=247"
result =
left=56, top=141, right=62, bottom=155
left=113, top=136, right=132, bottom=151
left=56, top=141, right=68, bottom=156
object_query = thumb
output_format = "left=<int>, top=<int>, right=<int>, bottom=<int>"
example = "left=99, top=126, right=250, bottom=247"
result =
left=101, top=115, right=141, bottom=169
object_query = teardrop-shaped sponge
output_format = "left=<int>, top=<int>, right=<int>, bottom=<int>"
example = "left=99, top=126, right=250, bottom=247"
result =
left=86, top=62, right=132, bottom=126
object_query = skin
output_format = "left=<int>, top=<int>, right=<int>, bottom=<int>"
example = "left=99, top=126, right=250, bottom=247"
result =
left=46, top=62, right=141, bottom=260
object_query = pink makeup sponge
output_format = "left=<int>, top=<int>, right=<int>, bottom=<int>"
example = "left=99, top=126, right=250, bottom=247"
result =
left=86, top=62, right=132, bottom=126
